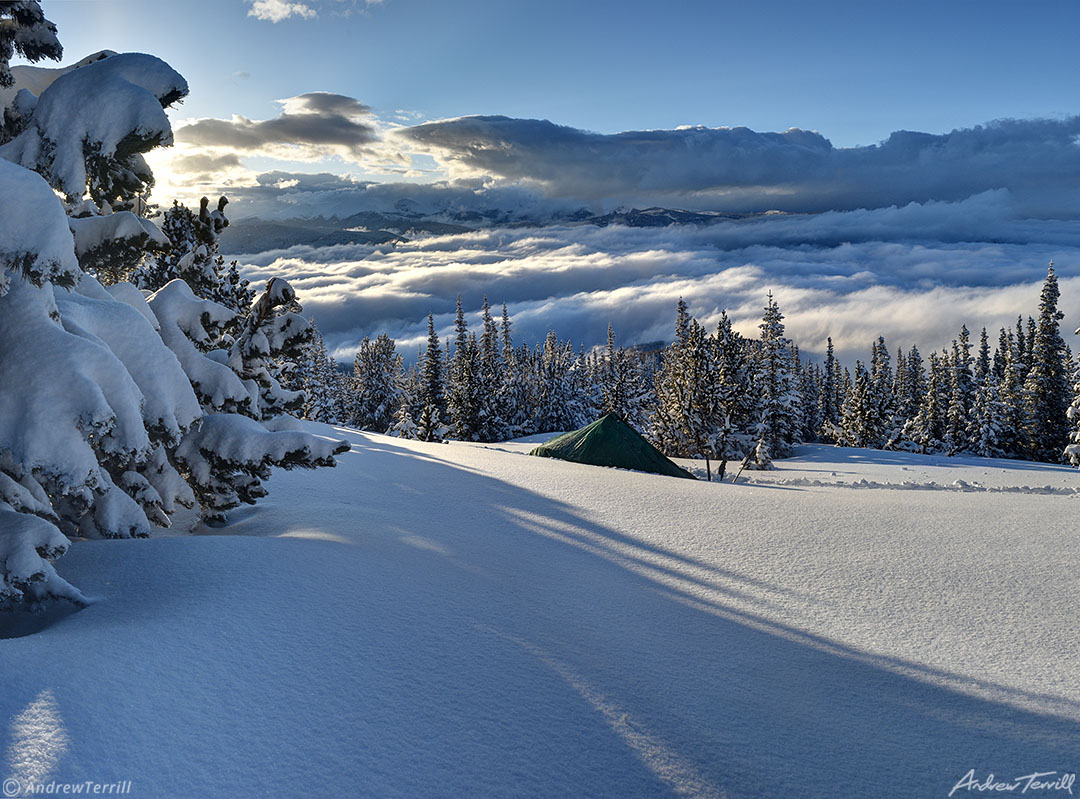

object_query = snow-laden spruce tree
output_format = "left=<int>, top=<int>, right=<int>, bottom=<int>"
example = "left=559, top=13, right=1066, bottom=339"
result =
left=711, top=312, right=755, bottom=468
left=416, top=314, right=448, bottom=442
left=147, top=276, right=348, bottom=521
left=817, top=338, right=837, bottom=438
left=447, top=296, right=485, bottom=441
left=595, top=324, right=651, bottom=433
left=838, top=361, right=873, bottom=448
left=0, top=46, right=200, bottom=605
left=968, top=372, right=1008, bottom=459
left=0, top=1, right=61, bottom=91
left=796, top=350, right=823, bottom=444
left=388, top=381, right=420, bottom=440
left=837, top=339, right=892, bottom=449
left=349, top=333, right=402, bottom=433
left=868, top=337, right=897, bottom=446
left=475, top=297, right=509, bottom=442
left=0, top=159, right=176, bottom=605
left=1000, top=319, right=1029, bottom=457
left=900, top=351, right=948, bottom=453
left=1, top=45, right=186, bottom=287
left=1022, top=262, right=1070, bottom=462
left=753, top=292, right=801, bottom=460
left=533, top=330, right=587, bottom=433
left=497, top=304, right=533, bottom=437
left=651, top=304, right=724, bottom=476
left=1066, top=339, right=1080, bottom=465
left=288, top=324, right=341, bottom=423
left=651, top=299, right=693, bottom=455
left=1, top=31, right=348, bottom=600
left=134, top=196, right=253, bottom=317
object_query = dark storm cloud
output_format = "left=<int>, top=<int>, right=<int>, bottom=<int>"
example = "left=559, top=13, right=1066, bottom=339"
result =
left=397, top=114, right=1080, bottom=215
left=177, top=92, right=378, bottom=159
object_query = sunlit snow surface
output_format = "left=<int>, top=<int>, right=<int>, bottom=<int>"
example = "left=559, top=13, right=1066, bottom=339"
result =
left=1, top=425, right=1077, bottom=798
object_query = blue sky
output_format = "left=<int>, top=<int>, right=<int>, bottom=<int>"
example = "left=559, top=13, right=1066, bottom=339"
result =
left=39, top=0, right=1080, bottom=149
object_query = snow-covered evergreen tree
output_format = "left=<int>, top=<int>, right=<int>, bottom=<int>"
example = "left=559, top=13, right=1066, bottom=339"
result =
left=225, top=277, right=310, bottom=420
left=865, top=337, right=896, bottom=447
left=2, top=48, right=186, bottom=284
left=944, top=341, right=969, bottom=454
left=497, top=304, right=532, bottom=437
left=901, top=351, right=947, bottom=453
left=148, top=277, right=348, bottom=521
left=349, top=333, right=402, bottom=433
left=0, top=159, right=198, bottom=606
left=297, top=327, right=340, bottom=423
left=1021, top=262, right=1070, bottom=462
left=747, top=436, right=773, bottom=471
left=475, top=296, right=508, bottom=442
left=975, top=327, right=992, bottom=386
left=416, top=314, right=447, bottom=442
left=1065, top=340, right=1080, bottom=466
left=0, top=1, right=62, bottom=92
left=955, top=325, right=975, bottom=414
left=817, top=337, right=841, bottom=441
left=753, top=292, right=801, bottom=459
left=656, top=316, right=721, bottom=475
left=797, top=351, right=823, bottom=444
left=838, top=361, right=873, bottom=448
left=595, top=324, right=652, bottom=432
left=388, top=396, right=419, bottom=440
left=447, top=296, right=484, bottom=441
left=968, top=372, right=1008, bottom=459
left=993, top=327, right=1009, bottom=381
left=0, top=22, right=348, bottom=600
left=132, top=196, right=246, bottom=313
left=651, top=299, right=696, bottom=457
left=1, top=52, right=185, bottom=209
left=533, top=330, right=586, bottom=433
left=712, top=312, right=755, bottom=461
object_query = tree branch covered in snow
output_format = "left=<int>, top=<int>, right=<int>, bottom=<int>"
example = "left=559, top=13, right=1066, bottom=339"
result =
left=0, top=30, right=347, bottom=606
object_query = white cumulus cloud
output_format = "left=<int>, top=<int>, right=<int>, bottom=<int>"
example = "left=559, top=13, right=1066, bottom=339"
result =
left=248, top=0, right=317, bottom=22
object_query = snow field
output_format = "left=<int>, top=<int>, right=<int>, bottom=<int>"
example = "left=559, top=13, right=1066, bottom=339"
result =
left=1, top=428, right=1077, bottom=798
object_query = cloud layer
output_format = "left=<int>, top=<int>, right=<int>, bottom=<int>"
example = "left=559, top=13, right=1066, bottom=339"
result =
left=156, top=85, right=1080, bottom=220
left=398, top=115, right=1080, bottom=215
left=226, top=193, right=1080, bottom=367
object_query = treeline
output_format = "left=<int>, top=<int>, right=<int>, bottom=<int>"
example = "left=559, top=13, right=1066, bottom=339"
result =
left=296, top=263, right=1080, bottom=475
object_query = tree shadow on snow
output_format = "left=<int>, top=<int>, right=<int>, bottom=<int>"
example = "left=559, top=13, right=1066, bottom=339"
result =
left=198, top=427, right=1080, bottom=798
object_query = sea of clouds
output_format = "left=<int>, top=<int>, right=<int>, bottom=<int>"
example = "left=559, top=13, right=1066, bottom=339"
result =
left=226, top=190, right=1080, bottom=365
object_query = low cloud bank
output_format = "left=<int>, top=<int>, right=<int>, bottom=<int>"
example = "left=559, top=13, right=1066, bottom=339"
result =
left=226, top=195, right=1079, bottom=366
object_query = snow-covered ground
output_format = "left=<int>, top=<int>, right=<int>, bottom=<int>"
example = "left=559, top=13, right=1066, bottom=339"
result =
left=2, top=426, right=1078, bottom=798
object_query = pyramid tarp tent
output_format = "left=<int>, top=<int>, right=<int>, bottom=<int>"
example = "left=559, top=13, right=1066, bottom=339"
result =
left=528, top=414, right=696, bottom=479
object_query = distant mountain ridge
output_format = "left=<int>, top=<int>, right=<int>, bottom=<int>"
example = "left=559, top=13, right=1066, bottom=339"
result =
left=219, top=206, right=785, bottom=253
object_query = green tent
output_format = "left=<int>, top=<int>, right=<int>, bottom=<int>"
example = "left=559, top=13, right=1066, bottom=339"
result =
left=528, top=414, right=696, bottom=479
